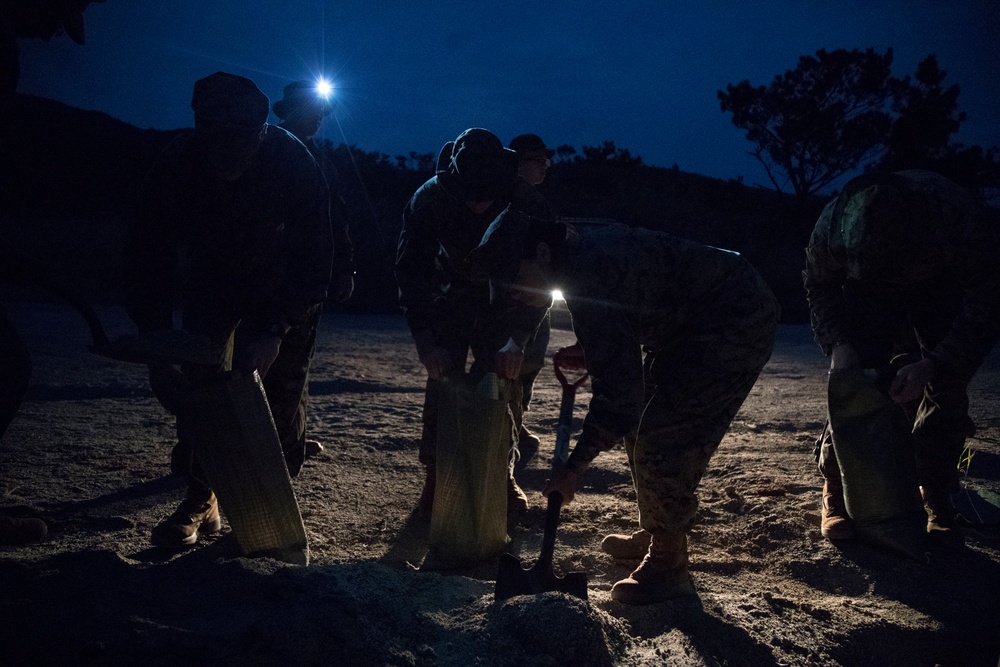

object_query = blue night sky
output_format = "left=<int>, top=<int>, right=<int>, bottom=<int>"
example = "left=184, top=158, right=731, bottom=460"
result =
left=17, top=1, right=1000, bottom=192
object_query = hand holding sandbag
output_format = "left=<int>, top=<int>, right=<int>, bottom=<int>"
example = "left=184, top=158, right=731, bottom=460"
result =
left=148, top=363, right=190, bottom=414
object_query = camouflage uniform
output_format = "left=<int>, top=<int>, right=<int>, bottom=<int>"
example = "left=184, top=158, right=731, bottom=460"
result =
left=124, top=125, right=334, bottom=477
left=560, top=224, right=779, bottom=533
left=396, top=176, right=552, bottom=465
left=275, top=130, right=355, bottom=462
left=804, top=170, right=1000, bottom=494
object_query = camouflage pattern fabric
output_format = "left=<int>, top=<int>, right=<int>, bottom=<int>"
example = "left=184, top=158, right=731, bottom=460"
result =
left=559, top=224, right=779, bottom=533
left=803, top=170, right=1000, bottom=382
left=396, top=175, right=553, bottom=461
left=125, top=125, right=334, bottom=335
left=125, top=124, right=334, bottom=478
left=803, top=170, right=1000, bottom=494
left=289, top=132, right=354, bottom=276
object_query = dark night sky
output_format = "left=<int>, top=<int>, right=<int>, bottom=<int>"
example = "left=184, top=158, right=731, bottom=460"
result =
left=17, top=1, right=1000, bottom=192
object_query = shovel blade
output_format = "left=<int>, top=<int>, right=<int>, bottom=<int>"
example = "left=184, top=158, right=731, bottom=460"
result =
left=92, top=329, right=225, bottom=367
left=494, top=553, right=589, bottom=602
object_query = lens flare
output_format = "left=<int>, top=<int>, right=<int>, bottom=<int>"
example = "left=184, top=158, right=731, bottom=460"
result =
left=315, top=78, right=333, bottom=99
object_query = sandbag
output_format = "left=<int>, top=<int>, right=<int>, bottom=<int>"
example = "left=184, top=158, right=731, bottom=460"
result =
left=422, top=372, right=513, bottom=570
left=828, top=368, right=926, bottom=561
left=181, top=371, right=309, bottom=565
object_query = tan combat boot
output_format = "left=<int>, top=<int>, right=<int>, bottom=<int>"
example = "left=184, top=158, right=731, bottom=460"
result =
left=601, top=529, right=652, bottom=559
left=610, top=531, right=698, bottom=605
left=921, top=486, right=963, bottom=546
left=821, top=478, right=855, bottom=541
left=151, top=488, right=221, bottom=547
left=508, top=474, right=529, bottom=514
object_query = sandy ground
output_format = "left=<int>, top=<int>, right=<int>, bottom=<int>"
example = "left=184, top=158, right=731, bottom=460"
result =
left=1, top=300, right=999, bottom=667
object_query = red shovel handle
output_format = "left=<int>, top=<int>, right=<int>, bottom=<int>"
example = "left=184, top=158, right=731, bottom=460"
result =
left=552, top=343, right=588, bottom=463
left=553, top=343, right=588, bottom=389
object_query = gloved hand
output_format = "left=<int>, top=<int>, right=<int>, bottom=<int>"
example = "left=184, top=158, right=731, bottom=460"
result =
left=542, top=467, right=581, bottom=504
left=413, top=330, right=453, bottom=380
left=148, top=363, right=189, bottom=414
left=553, top=341, right=586, bottom=371
left=237, top=333, right=282, bottom=378
left=494, top=337, right=524, bottom=380
left=890, top=358, right=935, bottom=404
left=331, top=270, right=355, bottom=303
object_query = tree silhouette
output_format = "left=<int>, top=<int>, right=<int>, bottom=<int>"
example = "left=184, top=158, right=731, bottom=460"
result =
left=877, top=55, right=1000, bottom=196
left=718, top=48, right=899, bottom=208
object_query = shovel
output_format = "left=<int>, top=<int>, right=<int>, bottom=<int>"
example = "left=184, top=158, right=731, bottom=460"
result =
left=43, top=277, right=225, bottom=367
left=494, top=345, right=589, bottom=602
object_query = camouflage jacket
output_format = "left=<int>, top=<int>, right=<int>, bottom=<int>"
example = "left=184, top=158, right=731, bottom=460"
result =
left=124, top=126, right=334, bottom=332
left=290, top=132, right=354, bottom=274
left=561, top=224, right=775, bottom=472
left=395, top=175, right=554, bottom=344
left=803, top=170, right=1000, bottom=382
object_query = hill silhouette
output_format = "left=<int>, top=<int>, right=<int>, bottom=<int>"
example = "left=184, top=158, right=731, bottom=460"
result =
left=0, top=94, right=820, bottom=321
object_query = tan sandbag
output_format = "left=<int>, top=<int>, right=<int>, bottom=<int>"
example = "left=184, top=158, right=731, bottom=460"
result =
left=422, top=372, right=513, bottom=570
left=828, top=369, right=926, bottom=561
left=181, top=371, right=309, bottom=565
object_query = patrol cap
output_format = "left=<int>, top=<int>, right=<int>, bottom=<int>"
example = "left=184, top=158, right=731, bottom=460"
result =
left=191, top=72, right=269, bottom=130
left=509, top=134, right=555, bottom=159
left=830, top=172, right=949, bottom=283
left=437, top=128, right=519, bottom=202
left=272, top=80, right=333, bottom=119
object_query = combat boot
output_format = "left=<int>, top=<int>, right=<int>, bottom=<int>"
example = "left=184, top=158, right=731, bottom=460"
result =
left=0, top=515, right=48, bottom=546
left=516, top=425, right=540, bottom=467
left=508, top=474, right=529, bottom=514
left=922, top=486, right=963, bottom=546
left=611, top=531, right=697, bottom=605
left=601, top=529, right=652, bottom=559
left=416, top=465, right=436, bottom=521
left=821, top=478, right=855, bottom=541
left=151, top=488, right=221, bottom=547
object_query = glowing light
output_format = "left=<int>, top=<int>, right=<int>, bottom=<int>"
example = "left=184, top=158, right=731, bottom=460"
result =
left=315, top=78, right=333, bottom=99
left=551, top=290, right=565, bottom=302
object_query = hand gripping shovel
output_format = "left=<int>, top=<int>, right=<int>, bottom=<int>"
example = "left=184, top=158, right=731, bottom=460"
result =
left=494, top=345, right=589, bottom=602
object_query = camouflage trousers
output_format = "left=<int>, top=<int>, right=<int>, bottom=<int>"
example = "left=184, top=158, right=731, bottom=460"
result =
left=630, top=301, right=778, bottom=535
left=511, top=309, right=551, bottom=435
left=816, top=279, right=975, bottom=494
left=178, top=299, right=321, bottom=484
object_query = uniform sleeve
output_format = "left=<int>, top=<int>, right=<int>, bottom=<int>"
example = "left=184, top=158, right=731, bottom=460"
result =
left=268, top=152, right=334, bottom=327
left=802, top=200, right=850, bottom=355
left=326, top=164, right=355, bottom=274
left=926, top=212, right=1000, bottom=382
left=565, top=306, right=645, bottom=473
left=395, top=186, right=444, bottom=335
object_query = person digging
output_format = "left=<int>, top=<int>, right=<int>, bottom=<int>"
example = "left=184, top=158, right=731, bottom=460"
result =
left=468, top=209, right=778, bottom=605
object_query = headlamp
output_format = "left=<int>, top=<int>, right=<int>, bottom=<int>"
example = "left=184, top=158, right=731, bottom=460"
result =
left=315, top=78, right=333, bottom=100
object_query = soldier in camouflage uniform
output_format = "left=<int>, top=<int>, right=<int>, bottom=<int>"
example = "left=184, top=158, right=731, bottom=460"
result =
left=470, top=211, right=779, bottom=605
left=803, top=170, right=1000, bottom=544
left=124, top=72, right=334, bottom=548
left=508, top=134, right=559, bottom=467
left=272, top=81, right=356, bottom=460
left=396, top=128, right=554, bottom=519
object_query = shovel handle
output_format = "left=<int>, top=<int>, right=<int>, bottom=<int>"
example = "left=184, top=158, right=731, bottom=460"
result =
left=553, top=345, right=587, bottom=463
left=536, top=491, right=564, bottom=569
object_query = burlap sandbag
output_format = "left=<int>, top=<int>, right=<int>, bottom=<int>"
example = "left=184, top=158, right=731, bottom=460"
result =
left=828, top=369, right=926, bottom=561
left=181, top=371, right=309, bottom=565
left=422, top=372, right=513, bottom=570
